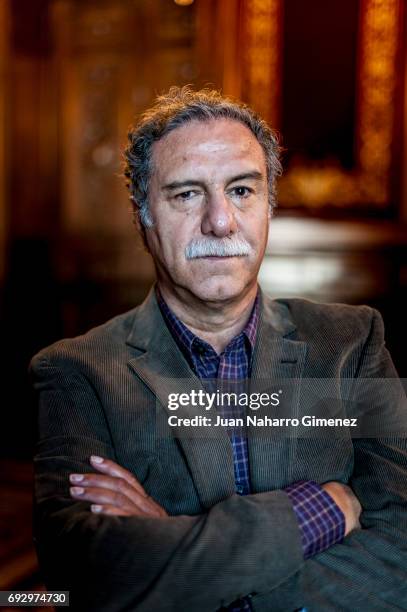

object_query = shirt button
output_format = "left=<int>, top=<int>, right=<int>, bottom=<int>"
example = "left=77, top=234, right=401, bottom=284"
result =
left=236, top=484, right=244, bottom=494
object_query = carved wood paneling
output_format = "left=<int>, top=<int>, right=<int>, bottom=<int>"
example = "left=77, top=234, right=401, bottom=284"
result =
left=53, top=0, right=198, bottom=238
left=243, top=0, right=282, bottom=128
left=202, top=0, right=402, bottom=211
left=278, top=0, right=402, bottom=208
left=53, top=0, right=134, bottom=236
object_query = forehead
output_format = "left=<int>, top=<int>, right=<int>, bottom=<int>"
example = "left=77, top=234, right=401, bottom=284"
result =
left=150, top=118, right=266, bottom=174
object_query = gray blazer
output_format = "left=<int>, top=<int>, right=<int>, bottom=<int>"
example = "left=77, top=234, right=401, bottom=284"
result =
left=30, top=286, right=407, bottom=611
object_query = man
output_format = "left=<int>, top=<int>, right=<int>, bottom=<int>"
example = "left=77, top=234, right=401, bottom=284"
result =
left=30, top=87, right=407, bottom=611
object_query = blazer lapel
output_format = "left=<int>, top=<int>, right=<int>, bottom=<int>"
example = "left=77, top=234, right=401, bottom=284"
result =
left=248, top=290, right=308, bottom=492
left=126, top=286, right=235, bottom=508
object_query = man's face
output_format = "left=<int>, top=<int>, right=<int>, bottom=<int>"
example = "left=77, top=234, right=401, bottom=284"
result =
left=145, top=118, right=270, bottom=303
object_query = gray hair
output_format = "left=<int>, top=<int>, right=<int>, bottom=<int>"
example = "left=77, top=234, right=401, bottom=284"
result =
left=124, top=86, right=282, bottom=236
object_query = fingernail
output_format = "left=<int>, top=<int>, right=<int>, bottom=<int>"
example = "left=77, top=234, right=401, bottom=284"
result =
left=91, top=504, right=103, bottom=513
left=90, top=455, right=104, bottom=464
left=70, top=486, right=84, bottom=495
left=70, top=474, right=84, bottom=483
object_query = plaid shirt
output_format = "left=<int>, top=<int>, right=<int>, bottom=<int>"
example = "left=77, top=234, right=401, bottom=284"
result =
left=157, top=287, right=345, bottom=611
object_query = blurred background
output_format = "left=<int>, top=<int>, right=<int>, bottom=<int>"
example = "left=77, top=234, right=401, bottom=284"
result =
left=0, top=0, right=406, bottom=602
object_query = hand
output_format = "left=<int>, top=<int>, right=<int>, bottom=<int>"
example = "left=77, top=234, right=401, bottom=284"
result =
left=322, top=481, right=362, bottom=536
left=69, top=455, right=168, bottom=518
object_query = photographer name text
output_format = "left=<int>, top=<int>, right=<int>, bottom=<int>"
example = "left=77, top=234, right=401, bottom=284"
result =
left=167, top=415, right=358, bottom=428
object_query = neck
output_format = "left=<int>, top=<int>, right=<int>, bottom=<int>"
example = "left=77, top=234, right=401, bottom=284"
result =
left=157, top=281, right=258, bottom=354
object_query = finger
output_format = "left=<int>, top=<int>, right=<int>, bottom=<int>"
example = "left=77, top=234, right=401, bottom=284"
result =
left=88, top=456, right=168, bottom=517
left=90, top=504, right=147, bottom=517
left=69, top=474, right=165, bottom=516
left=89, top=456, right=147, bottom=496
left=70, top=485, right=140, bottom=514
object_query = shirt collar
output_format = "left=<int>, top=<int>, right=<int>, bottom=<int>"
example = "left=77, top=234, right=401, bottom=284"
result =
left=156, top=285, right=260, bottom=360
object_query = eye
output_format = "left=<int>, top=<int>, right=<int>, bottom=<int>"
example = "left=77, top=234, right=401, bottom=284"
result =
left=175, top=190, right=197, bottom=201
left=230, top=186, right=252, bottom=198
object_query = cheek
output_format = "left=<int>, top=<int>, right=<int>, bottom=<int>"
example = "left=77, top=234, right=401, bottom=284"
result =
left=244, top=217, right=269, bottom=249
left=154, top=219, right=191, bottom=262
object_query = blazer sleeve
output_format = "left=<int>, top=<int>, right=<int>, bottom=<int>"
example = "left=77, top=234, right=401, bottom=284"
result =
left=30, top=351, right=304, bottom=612
left=255, top=308, right=407, bottom=612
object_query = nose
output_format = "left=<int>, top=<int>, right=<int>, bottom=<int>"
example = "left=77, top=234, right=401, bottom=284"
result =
left=201, top=191, right=238, bottom=238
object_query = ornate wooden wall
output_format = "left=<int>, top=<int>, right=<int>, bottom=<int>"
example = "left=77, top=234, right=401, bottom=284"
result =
left=197, top=0, right=404, bottom=213
left=52, top=0, right=198, bottom=237
left=1, top=0, right=406, bottom=373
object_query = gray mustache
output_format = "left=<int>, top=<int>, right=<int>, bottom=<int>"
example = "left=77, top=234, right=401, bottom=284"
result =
left=185, top=237, right=251, bottom=259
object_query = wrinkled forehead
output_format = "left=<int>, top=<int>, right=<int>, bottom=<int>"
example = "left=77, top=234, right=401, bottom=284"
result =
left=150, top=118, right=267, bottom=175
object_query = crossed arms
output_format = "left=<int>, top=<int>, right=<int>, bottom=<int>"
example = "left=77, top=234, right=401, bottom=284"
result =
left=30, top=311, right=407, bottom=611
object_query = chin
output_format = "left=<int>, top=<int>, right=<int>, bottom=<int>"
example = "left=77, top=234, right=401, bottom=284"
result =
left=189, top=278, right=247, bottom=303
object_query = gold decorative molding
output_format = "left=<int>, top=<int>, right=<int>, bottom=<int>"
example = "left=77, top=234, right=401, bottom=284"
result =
left=244, top=0, right=281, bottom=129
left=356, top=0, right=400, bottom=203
left=244, top=0, right=401, bottom=208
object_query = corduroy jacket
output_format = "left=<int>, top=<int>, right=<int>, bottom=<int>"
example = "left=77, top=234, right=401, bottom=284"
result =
left=30, top=285, right=407, bottom=611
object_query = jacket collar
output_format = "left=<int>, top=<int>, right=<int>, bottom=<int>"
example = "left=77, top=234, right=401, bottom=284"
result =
left=125, top=283, right=297, bottom=352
